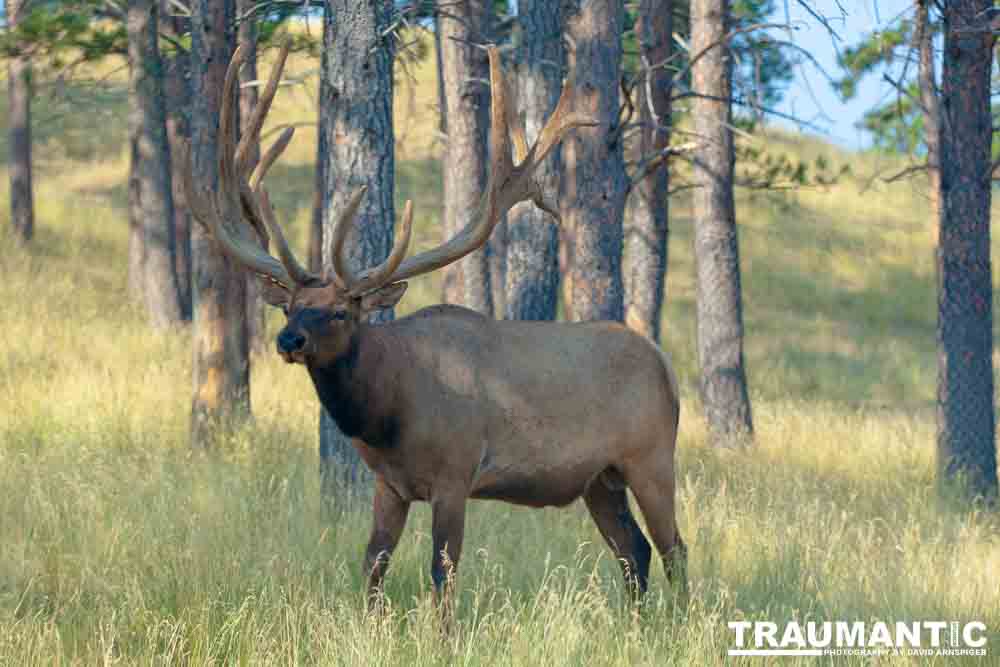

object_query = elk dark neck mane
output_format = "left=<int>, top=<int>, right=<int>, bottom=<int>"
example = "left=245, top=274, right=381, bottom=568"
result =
left=306, top=325, right=401, bottom=448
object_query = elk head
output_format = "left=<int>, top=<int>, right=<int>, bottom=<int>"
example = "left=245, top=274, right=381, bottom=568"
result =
left=183, top=40, right=595, bottom=367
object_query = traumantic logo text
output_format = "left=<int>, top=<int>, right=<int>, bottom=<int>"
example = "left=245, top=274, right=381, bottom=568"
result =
left=727, top=621, right=989, bottom=657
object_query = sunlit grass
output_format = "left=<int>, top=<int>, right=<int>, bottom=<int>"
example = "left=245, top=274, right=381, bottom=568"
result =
left=1, top=34, right=999, bottom=666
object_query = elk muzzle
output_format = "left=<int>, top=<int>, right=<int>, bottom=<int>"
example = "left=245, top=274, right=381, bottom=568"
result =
left=276, top=328, right=307, bottom=363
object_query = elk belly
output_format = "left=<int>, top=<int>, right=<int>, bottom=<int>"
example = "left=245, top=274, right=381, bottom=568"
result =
left=469, top=451, right=608, bottom=507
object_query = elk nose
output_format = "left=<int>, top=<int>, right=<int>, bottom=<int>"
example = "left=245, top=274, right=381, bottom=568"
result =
left=277, top=330, right=306, bottom=354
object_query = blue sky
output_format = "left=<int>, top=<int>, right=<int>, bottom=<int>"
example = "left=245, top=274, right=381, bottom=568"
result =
left=769, top=0, right=915, bottom=149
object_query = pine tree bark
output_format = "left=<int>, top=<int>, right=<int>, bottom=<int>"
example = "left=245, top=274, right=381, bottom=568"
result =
left=161, top=2, right=192, bottom=318
left=128, top=137, right=144, bottom=300
left=237, top=5, right=267, bottom=352
left=6, top=0, right=33, bottom=243
left=504, top=0, right=563, bottom=322
left=127, top=0, right=184, bottom=328
left=563, top=0, right=627, bottom=324
left=490, top=216, right=506, bottom=318
left=318, top=0, right=398, bottom=494
left=915, top=0, right=941, bottom=220
left=435, top=5, right=461, bottom=305
left=691, top=0, right=753, bottom=445
left=439, top=0, right=493, bottom=314
left=624, top=0, right=672, bottom=342
left=935, top=0, right=997, bottom=500
left=433, top=5, right=448, bottom=139
left=309, top=109, right=328, bottom=274
left=189, top=0, right=251, bottom=446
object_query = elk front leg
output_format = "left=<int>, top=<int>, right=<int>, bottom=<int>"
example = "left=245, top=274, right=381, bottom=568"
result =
left=364, top=477, right=411, bottom=611
left=430, top=492, right=467, bottom=618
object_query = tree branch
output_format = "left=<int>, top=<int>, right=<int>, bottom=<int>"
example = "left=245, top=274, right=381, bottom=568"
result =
left=671, top=22, right=794, bottom=99
left=626, top=141, right=698, bottom=193
left=795, top=0, right=843, bottom=42
left=882, top=164, right=928, bottom=183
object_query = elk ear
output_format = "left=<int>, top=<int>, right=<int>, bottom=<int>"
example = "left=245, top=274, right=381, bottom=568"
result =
left=360, top=282, right=408, bottom=313
left=259, top=278, right=291, bottom=309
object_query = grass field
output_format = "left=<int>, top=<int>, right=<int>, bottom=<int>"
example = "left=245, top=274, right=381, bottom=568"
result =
left=1, top=43, right=999, bottom=665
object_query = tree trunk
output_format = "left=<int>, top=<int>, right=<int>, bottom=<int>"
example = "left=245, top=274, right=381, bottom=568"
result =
left=433, top=5, right=448, bottom=138
left=310, top=113, right=327, bottom=274
left=935, top=0, right=997, bottom=500
left=489, top=215, right=506, bottom=318
left=439, top=0, right=493, bottom=314
left=128, top=137, right=144, bottom=300
left=189, top=0, right=251, bottom=447
left=435, top=5, right=462, bottom=305
left=6, top=0, right=34, bottom=243
left=504, top=0, right=563, bottom=322
left=915, top=0, right=941, bottom=221
left=237, top=5, right=267, bottom=352
left=318, top=0, right=398, bottom=495
left=562, top=0, right=627, bottom=324
left=161, top=2, right=192, bottom=318
left=310, top=18, right=330, bottom=277
left=127, top=0, right=184, bottom=328
left=624, top=0, right=672, bottom=342
left=691, top=0, right=753, bottom=445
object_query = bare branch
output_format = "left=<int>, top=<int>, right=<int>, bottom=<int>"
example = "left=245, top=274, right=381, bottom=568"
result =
left=882, top=164, right=929, bottom=183
left=626, top=141, right=699, bottom=193
left=882, top=72, right=922, bottom=110
left=795, top=0, right=842, bottom=42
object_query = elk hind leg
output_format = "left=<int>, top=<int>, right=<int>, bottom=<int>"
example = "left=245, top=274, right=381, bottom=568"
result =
left=583, top=476, right=652, bottom=601
left=430, top=492, right=467, bottom=626
left=624, top=452, right=687, bottom=600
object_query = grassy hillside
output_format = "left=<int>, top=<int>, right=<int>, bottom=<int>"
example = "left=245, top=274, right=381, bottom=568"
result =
left=1, top=44, right=998, bottom=665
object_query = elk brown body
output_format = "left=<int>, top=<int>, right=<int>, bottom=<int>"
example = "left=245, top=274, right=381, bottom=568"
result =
left=186, top=42, right=686, bottom=606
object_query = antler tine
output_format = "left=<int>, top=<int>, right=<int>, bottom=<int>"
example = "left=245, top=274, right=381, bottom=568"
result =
left=243, top=126, right=322, bottom=287
left=501, top=61, right=561, bottom=218
left=372, top=45, right=591, bottom=286
left=180, top=139, right=295, bottom=289
left=177, top=141, right=218, bottom=230
left=250, top=125, right=294, bottom=191
left=344, top=200, right=414, bottom=297
left=218, top=44, right=246, bottom=223
left=219, top=47, right=321, bottom=289
left=238, top=124, right=295, bottom=246
left=255, top=186, right=323, bottom=288
left=330, top=186, right=369, bottom=290
left=238, top=124, right=294, bottom=244
left=502, top=69, right=529, bottom=164
left=237, top=39, right=291, bottom=177
left=523, top=66, right=599, bottom=171
left=487, top=45, right=516, bottom=184
left=182, top=43, right=314, bottom=293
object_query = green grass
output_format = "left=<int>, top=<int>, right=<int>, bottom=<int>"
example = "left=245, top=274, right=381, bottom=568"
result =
left=1, top=43, right=999, bottom=665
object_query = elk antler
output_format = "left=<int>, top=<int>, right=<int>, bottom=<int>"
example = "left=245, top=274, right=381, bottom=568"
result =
left=185, top=39, right=416, bottom=299
left=181, top=40, right=314, bottom=291
left=330, top=188, right=415, bottom=297
left=185, top=42, right=591, bottom=303
left=348, top=45, right=596, bottom=287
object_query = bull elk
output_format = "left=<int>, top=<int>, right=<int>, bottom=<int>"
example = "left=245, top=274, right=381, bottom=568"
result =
left=184, top=42, right=686, bottom=606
